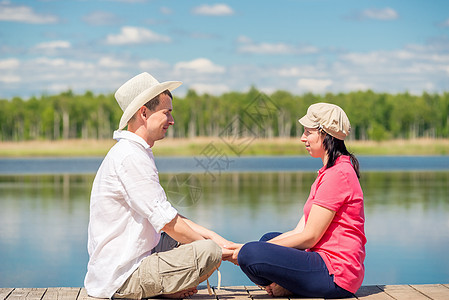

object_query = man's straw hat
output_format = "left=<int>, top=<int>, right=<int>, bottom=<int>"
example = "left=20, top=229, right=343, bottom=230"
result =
left=115, top=72, right=182, bottom=130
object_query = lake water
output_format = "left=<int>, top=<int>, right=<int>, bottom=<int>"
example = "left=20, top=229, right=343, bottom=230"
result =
left=0, top=156, right=448, bottom=288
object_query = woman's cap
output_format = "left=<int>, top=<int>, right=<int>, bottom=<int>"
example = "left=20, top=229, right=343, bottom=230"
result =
left=298, top=102, right=351, bottom=140
left=115, top=72, right=182, bottom=130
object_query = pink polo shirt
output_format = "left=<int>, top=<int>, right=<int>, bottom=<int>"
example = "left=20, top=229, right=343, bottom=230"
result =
left=304, top=155, right=366, bottom=294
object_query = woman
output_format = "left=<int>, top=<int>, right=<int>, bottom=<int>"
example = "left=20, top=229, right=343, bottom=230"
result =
left=227, top=103, right=366, bottom=298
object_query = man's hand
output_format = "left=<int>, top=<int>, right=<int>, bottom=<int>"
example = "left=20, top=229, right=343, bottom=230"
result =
left=222, top=243, right=243, bottom=265
left=221, top=247, right=235, bottom=261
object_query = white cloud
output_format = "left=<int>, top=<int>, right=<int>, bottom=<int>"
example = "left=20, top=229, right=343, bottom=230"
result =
left=160, top=7, right=172, bottom=15
left=98, top=57, right=127, bottom=68
left=189, top=83, right=230, bottom=95
left=1, top=34, right=448, bottom=99
left=0, top=58, right=20, bottom=69
left=0, top=56, right=130, bottom=97
left=106, top=26, right=171, bottom=45
left=175, top=58, right=225, bottom=74
left=139, top=59, right=170, bottom=70
left=297, top=78, right=333, bottom=93
left=83, top=11, right=119, bottom=26
left=0, top=2, right=59, bottom=24
left=239, top=42, right=295, bottom=55
left=341, top=81, right=370, bottom=92
left=236, top=35, right=252, bottom=44
left=0, top=75, right=20, bottom=83
left=34, top=40, right=71, bottom=50
left=106, top=0, right=148, bottom=2
left=192, top=4, right=234, bottom=16
left=237, top=37, right=319, bottom=55
left=439, top=18, right=449, bottom=27
left=359, top=7, right=399, bottom=21
left=277, top=66, right=328, bottom=78
left=33, top=57, right=67, bottom=67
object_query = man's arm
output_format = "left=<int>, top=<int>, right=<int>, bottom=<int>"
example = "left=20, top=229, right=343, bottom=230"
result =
left=162, top=214, right=205, bottom=244
left=162, top=214, right=234, bottom=260
left=178, top=215, right=233, bottom=248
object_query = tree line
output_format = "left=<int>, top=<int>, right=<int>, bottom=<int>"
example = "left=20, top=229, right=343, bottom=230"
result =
left=1, top=88, right=448, bottom=141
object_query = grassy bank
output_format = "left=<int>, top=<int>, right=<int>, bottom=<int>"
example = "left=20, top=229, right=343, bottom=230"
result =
left=0, top=137, right=448, bottom=157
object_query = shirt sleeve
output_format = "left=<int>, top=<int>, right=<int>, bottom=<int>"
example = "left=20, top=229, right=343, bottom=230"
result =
left=118, top=154, right=178, bottom=233
left=313, top=169, right=351, bottom=212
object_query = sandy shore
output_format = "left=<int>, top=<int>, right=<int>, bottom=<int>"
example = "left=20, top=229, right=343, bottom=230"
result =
left=0, top=137, right=448, bottom=157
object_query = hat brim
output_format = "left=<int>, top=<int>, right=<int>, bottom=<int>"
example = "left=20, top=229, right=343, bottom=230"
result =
left=298, top=115, right=319, bottom=129
left=119, top=81, right=182, bottom=130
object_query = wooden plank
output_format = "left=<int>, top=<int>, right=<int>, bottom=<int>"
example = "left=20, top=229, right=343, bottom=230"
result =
left=411, top=284, right=449, bottom=300
left=42, top=287, right=80, bottom=300
left=214, top=286, right=249, bottom=300
left=333, top=294, right=357, bottom=300
left=245, top=286, right=284, bottom=300
left=245, top=285, right=269, bottom=299
left=76, top=288, right=98, bottom=300
left=355, top=286, right=394, bottom=300
left=190, top=286, right=216, bottom=300
left=333, top=292, right=357, bottom=300
left=2, top=285, right=449, bottom=300
left=154, top=285, right=215, bottom=300
left=380, top=285, right=430, bottom=300
left=5, top=288, right=47, bottom=300
left=0, top=289, right=14, bottom=300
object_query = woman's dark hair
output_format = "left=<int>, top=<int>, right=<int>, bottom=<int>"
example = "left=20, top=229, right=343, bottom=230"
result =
left=321, top=130, right=360, bottom=178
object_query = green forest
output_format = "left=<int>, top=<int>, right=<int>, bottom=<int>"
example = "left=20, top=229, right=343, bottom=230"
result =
left=1, top=88, right=448, bottom=142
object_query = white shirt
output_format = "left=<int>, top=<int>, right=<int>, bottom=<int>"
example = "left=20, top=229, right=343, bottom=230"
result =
left=84, top=130, right=178, bottom=298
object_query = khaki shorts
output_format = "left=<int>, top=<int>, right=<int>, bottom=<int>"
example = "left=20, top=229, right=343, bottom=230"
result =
left=113, top=234, right=221, bottom=299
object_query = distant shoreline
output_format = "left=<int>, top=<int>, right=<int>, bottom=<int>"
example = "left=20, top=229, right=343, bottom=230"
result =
left=0, top=137, right=448, bottom=157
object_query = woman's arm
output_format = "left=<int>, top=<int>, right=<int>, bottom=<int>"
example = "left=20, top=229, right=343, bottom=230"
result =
left=269, top=215, right=306, bottom=242
left=268, top=204, right=335, bottom=250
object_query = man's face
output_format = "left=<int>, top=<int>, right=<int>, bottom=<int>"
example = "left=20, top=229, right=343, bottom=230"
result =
left=145, top=93, right=174, bottom=143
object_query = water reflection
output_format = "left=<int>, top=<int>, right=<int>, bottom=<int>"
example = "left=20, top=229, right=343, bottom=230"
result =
left=0, top=171, right=448, bottom=288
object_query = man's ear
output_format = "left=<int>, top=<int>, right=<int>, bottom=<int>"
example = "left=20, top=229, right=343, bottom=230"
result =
left=140, top=106, right=147, bottom=119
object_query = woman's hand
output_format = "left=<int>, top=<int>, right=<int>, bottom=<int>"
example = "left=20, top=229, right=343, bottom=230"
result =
left=223, top=243, right=243, bottom=265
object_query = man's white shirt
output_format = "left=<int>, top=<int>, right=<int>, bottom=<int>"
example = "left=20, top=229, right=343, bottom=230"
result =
left=84, top=130, right=178, bottom=298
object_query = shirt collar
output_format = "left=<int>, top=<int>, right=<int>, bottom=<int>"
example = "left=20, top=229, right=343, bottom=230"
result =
left=113, top=130, right=150, bottom=150
left=318, top=155, right=350, bottom=174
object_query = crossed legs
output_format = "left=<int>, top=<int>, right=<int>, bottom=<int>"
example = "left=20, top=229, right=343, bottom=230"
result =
left=238, top=232, right=353, bottom=299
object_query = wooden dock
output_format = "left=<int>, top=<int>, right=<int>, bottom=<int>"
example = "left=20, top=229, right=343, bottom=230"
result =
left=1, top=284, right=449, bottom=300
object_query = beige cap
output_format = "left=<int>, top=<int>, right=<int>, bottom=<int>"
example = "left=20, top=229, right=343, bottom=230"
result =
left=298, top=103, right=351, bottom=140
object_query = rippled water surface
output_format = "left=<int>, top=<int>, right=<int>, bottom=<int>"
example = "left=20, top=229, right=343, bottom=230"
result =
left=0, top=157, right=448, bottom=287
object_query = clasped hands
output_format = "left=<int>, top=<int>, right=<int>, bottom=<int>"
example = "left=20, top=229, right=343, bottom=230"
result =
left=220, top=243, right=243, bottom=265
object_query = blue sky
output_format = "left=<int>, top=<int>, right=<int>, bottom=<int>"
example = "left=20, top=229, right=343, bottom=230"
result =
left=0, top=0, right=448, bottom=99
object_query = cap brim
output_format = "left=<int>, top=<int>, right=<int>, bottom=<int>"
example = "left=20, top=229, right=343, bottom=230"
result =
left=119, top=81, right=182, bottom=130
left=298, top=115, right=318, bottom=129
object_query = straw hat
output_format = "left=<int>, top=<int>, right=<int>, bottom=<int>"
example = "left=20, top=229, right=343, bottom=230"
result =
left=115, top=72, right=182, bottom=130
left=298, top=103, right=351, bottom=140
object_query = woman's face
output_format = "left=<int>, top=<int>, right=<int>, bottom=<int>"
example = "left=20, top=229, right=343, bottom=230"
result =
left=300, top=127, right=326, bottom=160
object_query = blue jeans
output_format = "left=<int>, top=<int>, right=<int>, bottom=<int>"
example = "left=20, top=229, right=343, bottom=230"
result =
left=238, top=232, right=354, bottom=299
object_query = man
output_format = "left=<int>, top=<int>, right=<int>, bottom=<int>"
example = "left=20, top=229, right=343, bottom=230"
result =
left=85, top=72, right=232, bottom=299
